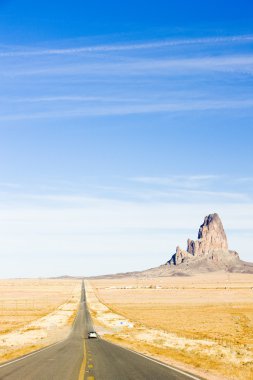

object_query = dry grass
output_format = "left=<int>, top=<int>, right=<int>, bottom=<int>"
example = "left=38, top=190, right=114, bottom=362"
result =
left=0, top=279, right=79, bottom=334
left=67, top=307, right=78, bottom=326
left=1, top=344, right=44, bottom=362
left=106, top=303, right=253, bottom=346
left=90, top=272, right=253, bottom=380
left=0, top=279, right=81, bottom=363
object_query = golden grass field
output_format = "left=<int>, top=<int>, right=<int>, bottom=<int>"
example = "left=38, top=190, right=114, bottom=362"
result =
left=89, top=272, right=253, bottom=380
left=0, top=279, right=80, bottom=362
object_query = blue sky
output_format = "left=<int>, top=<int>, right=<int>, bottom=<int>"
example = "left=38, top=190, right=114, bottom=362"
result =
left=0, top=1, right=253, bottom=277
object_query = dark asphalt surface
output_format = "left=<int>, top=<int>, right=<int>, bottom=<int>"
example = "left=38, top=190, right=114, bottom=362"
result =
left=0, top=282, right=201, bottom=380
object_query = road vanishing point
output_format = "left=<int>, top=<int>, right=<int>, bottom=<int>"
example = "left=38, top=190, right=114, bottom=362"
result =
left=0, top=282, right=202, bottom=380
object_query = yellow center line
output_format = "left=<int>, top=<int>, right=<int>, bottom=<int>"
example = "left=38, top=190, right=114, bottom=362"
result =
left=78, top=340, right=87, bottom=380
left=88, top=364, right=93, bottom=369
left=87, top=377, right=95, bottom=380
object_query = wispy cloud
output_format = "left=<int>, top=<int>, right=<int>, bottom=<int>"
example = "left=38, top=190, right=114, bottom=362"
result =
left=132, top=175, right=221, bottom=186
left=128, top=176, right=249, bottom=202
left=0, top=173, right=250, bottom=204
left=3, top=54, right=253, bottom=77
left=1, top=99, right=253, bottom=121
left=175, top=189, right=249, bottom=201
left=1, top=35, right=252, bottom=57
left=0, top=95, right=141, bottom=104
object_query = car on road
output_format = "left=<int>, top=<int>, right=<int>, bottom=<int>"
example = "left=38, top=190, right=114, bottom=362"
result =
left=88, top=331, right=98, bottom=339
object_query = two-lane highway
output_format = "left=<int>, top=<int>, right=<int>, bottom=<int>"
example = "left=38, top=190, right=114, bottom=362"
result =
left=0, top=282, right=202, bottom=380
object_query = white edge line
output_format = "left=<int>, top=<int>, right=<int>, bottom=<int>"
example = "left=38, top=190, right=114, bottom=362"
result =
left=0, top=338, right=65, bottom=369
left=86, top=283, right=202, bottom=380
left=101, top=338, right=203, bottom=380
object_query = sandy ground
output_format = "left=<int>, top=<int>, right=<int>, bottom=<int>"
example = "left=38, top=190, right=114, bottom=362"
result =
left=87, top=272, right=253, bottom=380
left=0, top=279, right=81, bottom=362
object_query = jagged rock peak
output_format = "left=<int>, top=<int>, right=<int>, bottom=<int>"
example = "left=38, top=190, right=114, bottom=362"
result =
left=187, top=213, right=228, bottom=256
left=198, top=213, right=228, bottom=248
left=167, top=213, right=238, bottom=266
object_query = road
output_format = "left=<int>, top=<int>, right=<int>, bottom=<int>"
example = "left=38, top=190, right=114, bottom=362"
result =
left=0, top=282, right=201, bottom=380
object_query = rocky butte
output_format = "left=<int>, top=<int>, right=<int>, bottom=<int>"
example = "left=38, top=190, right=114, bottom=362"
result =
left=93, top=212, right=253, bottom=279
left=165, top=213, right=253, bottom=273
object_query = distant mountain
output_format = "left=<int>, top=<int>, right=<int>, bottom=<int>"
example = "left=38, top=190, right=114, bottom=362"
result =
left=86, top=213, right=253, bottom=279
left=142, top=213, right=253, bottom=276
left=168, top=213, right=239, bottom=266
left=54, top=213, right=253, bottom=280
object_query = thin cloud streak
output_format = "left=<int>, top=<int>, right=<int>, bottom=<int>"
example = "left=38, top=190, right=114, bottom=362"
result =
left=1, top=198, right=253, bottom=231
left=3, top=54, right=253, bottom=77
left=0, top=35, right=253, bottom=57
left=1, top=99, right=253, bottom=121
left=0, top=185, right=249, bottom=204
left=0, top=95, right=142, bottom=104
left=132, top=175, right=221, bottom=185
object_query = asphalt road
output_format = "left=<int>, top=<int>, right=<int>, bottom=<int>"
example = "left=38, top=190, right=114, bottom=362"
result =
left=0, top=282, right=201, bottom=380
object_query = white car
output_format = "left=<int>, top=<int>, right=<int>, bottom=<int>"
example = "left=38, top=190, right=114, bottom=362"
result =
left=88, top=331, right=98, bottom=339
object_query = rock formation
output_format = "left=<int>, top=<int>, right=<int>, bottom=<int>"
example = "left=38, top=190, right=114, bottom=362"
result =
left=167, top=213, right=239, bottom=266
left=95, top=212, right=253, bottom=278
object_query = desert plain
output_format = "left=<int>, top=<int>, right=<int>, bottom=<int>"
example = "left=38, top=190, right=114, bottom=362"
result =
left=0, top=279, right=80, bottom=362
left=1, top=273, right=252, bottom=380
left=87, top=271, right=253, bottom=380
